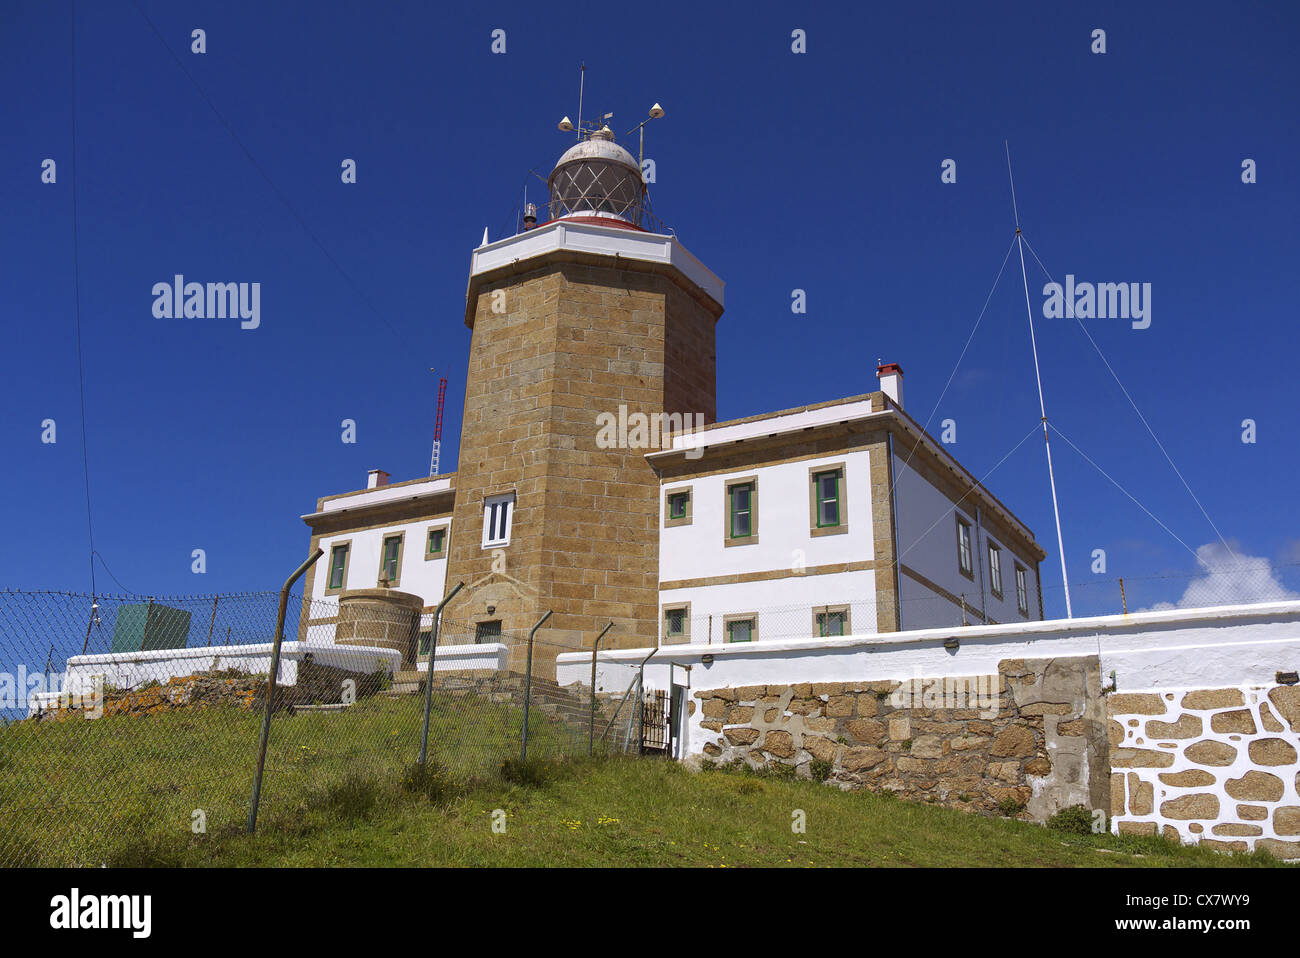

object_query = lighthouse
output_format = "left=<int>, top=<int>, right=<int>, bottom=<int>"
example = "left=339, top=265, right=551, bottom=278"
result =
left=439, top=118, right=726, bottom=672
left=299, top=102, right=1046, bottom=682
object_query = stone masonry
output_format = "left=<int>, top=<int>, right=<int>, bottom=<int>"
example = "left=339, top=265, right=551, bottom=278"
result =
left=1109, top=684, right=1300, bottom=859
left=443, top=256, right=721, bottom=676
left=691, top=655, right=1106, bottom=821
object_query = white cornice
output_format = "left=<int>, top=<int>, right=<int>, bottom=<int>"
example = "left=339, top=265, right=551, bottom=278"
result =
left=468, top=219, right=724, bottom=308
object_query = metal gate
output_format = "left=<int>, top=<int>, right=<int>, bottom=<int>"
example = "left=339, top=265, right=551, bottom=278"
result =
left=639, top=688, right=670, bottom=754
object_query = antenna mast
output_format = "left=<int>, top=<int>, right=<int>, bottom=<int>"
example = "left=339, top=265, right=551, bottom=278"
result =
left=428, top=369, right=448, bottom=477
left=1006, top=141, right=1073, bottom=618
left=576, top=63, right=585, bottom=141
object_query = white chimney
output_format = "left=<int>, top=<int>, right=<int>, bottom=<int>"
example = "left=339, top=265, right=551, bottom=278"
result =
left=876, top=362, right=904, bottom=408
left=367, top=468, right=390, bottom=489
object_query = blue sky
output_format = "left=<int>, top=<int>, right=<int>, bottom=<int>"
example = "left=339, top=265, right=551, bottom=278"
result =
left=2, top=0, right=1297, bottom=618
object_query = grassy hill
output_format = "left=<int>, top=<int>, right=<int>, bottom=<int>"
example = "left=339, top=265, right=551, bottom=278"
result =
left=0, top=694, right=1287, bottom=868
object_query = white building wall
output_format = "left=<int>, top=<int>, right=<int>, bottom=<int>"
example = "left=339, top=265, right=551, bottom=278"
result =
left=658, top=451, right=877, bottom=644
left=310, top=518, right=451, bottom=614
left=892, top=454, right=1040, bottom=629
left=659, top=571, right=878, bottom=645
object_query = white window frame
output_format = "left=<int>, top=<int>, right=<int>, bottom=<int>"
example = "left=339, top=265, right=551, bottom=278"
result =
left=1015, top=565, right=1029, bottom=616
left=482, top=493, right=515, bottom=548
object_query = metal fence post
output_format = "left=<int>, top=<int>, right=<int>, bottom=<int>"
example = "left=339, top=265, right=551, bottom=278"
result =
left=206, top=594, right=218, bottom=646
left=418, top=581, right=465, bottom=766
left=632, top=647, right=657, bottom=755
left=247, top=548, right=322, bottom=834
left=589, top=622, right=613, bottom=756
left=520, top=610, right=553, bottom=763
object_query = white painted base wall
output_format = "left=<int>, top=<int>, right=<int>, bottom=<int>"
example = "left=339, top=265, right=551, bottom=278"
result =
left=556, top=601, right=1300, bottom=767
left=27, top=641, right=403, bottom=716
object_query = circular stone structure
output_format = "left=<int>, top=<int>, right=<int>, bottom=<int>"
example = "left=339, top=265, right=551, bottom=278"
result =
left=334, top=588, right=424, bottom=669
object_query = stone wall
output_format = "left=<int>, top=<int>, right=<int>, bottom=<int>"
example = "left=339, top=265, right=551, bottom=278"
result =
left=691, top=655, right=1105, bottom=821
left=1109, top=684, right=1300, bottom=859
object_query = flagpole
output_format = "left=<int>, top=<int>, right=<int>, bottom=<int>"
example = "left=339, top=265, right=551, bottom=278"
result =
left=1007, top=142, right=1072, bottom=618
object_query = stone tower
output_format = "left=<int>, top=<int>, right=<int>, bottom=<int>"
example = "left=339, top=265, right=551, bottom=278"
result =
left=441, top=126, right=725, bottom=674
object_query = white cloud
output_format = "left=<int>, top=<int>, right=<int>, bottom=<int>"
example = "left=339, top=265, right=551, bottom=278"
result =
left=1141, top=543, right=1300, bottom=612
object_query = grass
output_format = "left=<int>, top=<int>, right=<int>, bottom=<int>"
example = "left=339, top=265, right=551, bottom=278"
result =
left=0, top=696, right=1289, bottom=868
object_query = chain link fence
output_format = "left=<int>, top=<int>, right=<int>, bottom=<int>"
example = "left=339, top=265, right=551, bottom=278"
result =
left=0, top=590, right=640, bottom=867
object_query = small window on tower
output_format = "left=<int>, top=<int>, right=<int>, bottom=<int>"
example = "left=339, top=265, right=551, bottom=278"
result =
left=482, top=493, right=515, bottom=548
left=425, top=526, right=447, bottom=559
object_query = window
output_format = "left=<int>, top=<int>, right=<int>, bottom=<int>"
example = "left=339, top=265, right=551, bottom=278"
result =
left=730, top=484, right=753, bottom=537
left=475, top=620, right=502, bottom=644
left=482, top=493, right=515, bottom=547
left=814, top=607, right=850, bottom=637
left=956, top=517, right=973, bottom=578
left=418, top=630, right=432, bottom=655
left=326, top=542, right=350, bottom=593
left=813, top=471, right=840, bottom=527
left=808, top=463, right=849, bottom=536
left=664, top=606, right=687, bottom=640
left=988, top=543, right=1003, bottom=598
left=664, top=487, right=692, bottom=528
left=725, top=477, right=758, bottom=544
left=724, top=615, right=756, bottom=643
left=1015, top=565, right=1029, bottom=616
left=379, top=533, right=404, bottom=586
left=425, top=526, right=447, bottom=558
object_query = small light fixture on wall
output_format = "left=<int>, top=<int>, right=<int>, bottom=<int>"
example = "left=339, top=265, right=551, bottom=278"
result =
left=943, top=637, right=960, bottom=652
left=701, top=654, right=714, bottom=666
left=487, top=606, right=496, bottom=615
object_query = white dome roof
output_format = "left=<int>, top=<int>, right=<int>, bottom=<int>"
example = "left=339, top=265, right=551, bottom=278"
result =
left=552, top=131, right=639, bottom=173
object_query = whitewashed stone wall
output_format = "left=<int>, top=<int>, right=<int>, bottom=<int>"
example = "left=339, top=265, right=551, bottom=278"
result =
left=1109, top=685, right=1300, bottom=858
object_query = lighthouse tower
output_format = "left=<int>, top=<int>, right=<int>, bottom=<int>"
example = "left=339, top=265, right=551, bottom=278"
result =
left=440, top=121, right=725, bottom=674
